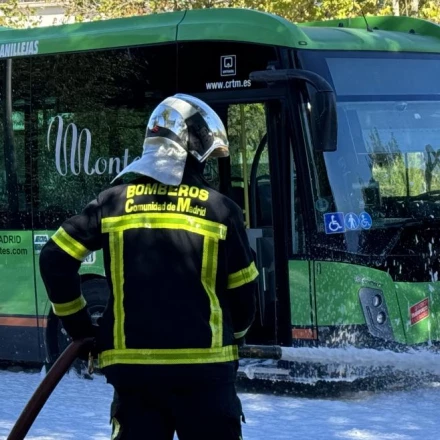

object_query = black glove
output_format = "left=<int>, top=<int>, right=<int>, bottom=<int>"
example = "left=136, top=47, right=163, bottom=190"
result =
left=60, top=309, right=99, bottom=361
left=60, top=308, right=94, bottom=340
left=75, top=325, right=99, bottom=362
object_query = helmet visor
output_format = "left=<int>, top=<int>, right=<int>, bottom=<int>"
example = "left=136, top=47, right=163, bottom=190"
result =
left=174, top=94, right=229, bottom=162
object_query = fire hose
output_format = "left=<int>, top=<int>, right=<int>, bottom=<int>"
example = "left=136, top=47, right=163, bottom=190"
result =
left=7, top=338, right=94, bottom=440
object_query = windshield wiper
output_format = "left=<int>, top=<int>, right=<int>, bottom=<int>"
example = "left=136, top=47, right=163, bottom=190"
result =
left=408, top=190, right=440, bottom=201
left=375, top=216, right=440, bottom=263
left=378, top=217, right=440, bottom=229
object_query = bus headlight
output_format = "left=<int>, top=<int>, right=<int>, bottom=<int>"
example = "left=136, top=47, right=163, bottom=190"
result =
left=359, top=287, right=393, bottom=340
left=373, top=294, right=382, bottom=307
left=376, top=312, right=387, bottom=325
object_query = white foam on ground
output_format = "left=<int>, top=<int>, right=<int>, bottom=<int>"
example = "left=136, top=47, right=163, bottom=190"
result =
left=280, top=346, right=440, bottom=375
left=3, top=368, right=440, bottom=439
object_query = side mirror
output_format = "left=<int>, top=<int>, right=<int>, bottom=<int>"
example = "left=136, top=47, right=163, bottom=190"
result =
left=249, top=69, right=337, bottom=152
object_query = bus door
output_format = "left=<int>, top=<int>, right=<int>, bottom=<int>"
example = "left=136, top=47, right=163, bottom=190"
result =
left=228, top=68, right=336, bottom=348
left=199, top=97, right=292, bottom=347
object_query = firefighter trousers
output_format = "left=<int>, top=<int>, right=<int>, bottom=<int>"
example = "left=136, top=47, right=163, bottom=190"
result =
left=110, top=381, right=244, bottom=440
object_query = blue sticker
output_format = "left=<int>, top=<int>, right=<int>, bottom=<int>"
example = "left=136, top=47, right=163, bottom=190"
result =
left=324, top=212, right=346, bottom=234
left=345, top=212, right=360, bottom=231
left=359, top=211, right=372, bottom=229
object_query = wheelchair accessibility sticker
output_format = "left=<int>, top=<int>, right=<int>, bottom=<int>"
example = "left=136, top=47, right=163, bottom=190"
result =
left=324, top=212, right=345, bottom=234
left=324, top=211, right=373, bottom=234
left=359, top=211, right=372, bottom=229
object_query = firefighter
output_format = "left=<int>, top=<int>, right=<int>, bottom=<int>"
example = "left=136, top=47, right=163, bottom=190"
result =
left=39, top=93, right=258, bottom=440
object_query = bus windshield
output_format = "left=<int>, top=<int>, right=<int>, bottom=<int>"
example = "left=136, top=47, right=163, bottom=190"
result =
left=328, top=98, right=440, bottom=223
left=305, top=54, right=440, bottom=234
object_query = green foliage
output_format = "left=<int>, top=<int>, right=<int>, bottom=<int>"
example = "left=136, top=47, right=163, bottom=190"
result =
left=368, top=127, right=401, bottom=168
left=419, top=0, right=440, bottom=21
left=0, top=0, right=433, bottom=28
left=228, top=104, right=266, bottom=154
left=0, top=0, right=40, bottom=28
left=227, top=103, right=268, bottom=181
left=62, top=0, right=235, bottom=22
left=368, top=129, right=440, bottom=198
left=0, top=0, right=437, bottom=29
left=58, top=0, right=440, bottom=25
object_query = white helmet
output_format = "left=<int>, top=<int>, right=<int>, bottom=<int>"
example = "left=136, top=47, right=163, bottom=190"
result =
left=112, top=93, right=229, bottom=186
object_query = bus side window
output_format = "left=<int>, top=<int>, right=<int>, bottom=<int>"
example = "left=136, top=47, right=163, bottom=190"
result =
left=227, top=103, right=270, bottom=228
left=30, top=45, right=175, bottom=230
left=0, top=59, right=30, bottom=229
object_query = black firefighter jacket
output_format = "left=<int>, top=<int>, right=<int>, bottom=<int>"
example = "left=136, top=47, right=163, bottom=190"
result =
left=39, top=172, right=258, bottom=386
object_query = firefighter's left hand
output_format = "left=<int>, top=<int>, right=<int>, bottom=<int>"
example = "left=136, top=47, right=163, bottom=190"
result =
left=61, top=318, right=99, bottom=361
left=75, top=324, right=99, bottom=361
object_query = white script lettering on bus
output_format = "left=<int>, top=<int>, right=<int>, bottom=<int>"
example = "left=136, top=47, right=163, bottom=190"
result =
left=47, top=116, right=140, bottom=176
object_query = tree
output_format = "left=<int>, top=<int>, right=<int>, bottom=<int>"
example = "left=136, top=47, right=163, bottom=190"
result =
left=33, top=0, right=440, bottom=26
left=0, top=1, right=39, bottom=28
left=62, top=0, right=234, bottom=22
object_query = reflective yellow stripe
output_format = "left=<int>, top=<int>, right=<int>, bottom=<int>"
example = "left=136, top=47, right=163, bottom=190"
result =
left=103, top=213, right=226, bottom=350
left=102, top=213, right=227, bottom=240
left=111, top=418, right=121, bottom=440
left=98, top=345, right=238, bottom=367
left=234, top=326, right=251, bottom=339
left=202, top=237, right=222, bottom=348
left=110, top=231, right=125, bottom=349
left=51, top=295, right=87, bottom=317
left=51, top=227, right=91, bottom=261
left=227, top=261, right=259, bottom=289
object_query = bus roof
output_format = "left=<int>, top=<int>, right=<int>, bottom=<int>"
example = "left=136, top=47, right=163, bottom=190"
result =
left=0, top=9, right=300, bottom=57
left=1, top=9, right=440, bottom=57
left=301, top=15, right=440, bottom=53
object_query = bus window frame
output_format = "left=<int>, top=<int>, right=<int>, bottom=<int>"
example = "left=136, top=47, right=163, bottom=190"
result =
left=196, top=88, right=293, bottom=346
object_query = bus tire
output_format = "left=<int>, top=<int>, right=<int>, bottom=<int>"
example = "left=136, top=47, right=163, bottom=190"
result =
left=52, top=278, right=109, bottom=378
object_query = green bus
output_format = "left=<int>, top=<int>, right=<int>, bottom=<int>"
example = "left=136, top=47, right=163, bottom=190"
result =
left=1, top=8, right=440, bottom=372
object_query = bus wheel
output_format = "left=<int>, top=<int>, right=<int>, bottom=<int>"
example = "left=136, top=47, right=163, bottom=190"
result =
left=56, top=278, right=109, bottom=378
